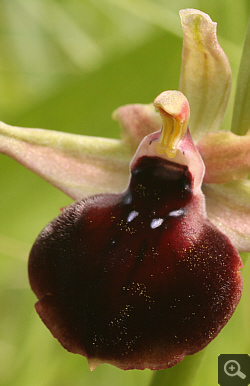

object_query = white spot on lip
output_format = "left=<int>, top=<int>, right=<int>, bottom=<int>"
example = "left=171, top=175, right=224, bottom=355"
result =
left=123, top=193, right=132, bottom=205
left=150, top=218, right=164, bottom=229
left=168, top=209, right=185, bottom=217
left=127, top=210, right=139, bottom=223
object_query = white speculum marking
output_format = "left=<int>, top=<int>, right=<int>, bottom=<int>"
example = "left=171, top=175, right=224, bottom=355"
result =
left=150, top=218, right=164, bottom=229
left=168, top=209, right=185, bottom=217
left=127, top=210, right=139, bottom=223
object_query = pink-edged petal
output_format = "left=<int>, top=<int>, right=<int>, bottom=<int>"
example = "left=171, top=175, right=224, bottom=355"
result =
left=112, top=103, right=161, bottom=152
left=197, top=130, right=250, bottom=183
left=179, top=9, right=231, bottom=141
left=231, top=20, right=250, bottom=135
left=203, top=180, right=250, bottom=252
left=0, top=121, right=130, bottom=200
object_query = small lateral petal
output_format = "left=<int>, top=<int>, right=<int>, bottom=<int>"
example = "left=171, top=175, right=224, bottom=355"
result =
left=112, top=103, right=161, bottom=153
left=231, top=20, right=250, bottom=135
left=197, top=130, right=250, bottom=183
left=0, top=121, right=130, bottom=200
left=179, top=9, right=231, bottom=141
left=203, top=180, right=250, bottom=253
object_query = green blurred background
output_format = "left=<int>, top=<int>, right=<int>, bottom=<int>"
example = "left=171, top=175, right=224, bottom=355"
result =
left=0, top=1, right=249, bottom=385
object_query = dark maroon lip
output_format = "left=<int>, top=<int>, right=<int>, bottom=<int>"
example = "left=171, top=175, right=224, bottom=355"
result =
left=28, top=153, right=243, bottom=370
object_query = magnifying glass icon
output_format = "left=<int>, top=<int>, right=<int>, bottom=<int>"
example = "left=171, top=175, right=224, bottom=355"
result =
left=224, top=360, right=246, bottom=379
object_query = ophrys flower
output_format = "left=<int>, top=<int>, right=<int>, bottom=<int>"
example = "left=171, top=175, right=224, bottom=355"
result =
left=0, top=8, right=249, bottom=370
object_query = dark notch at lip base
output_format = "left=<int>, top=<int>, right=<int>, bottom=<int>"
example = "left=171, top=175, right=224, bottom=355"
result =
left=128, top=155, right=192, bottom=207
left=132, top=155, right=190, bottom=176
left=131, top=155, right=192, bottom=189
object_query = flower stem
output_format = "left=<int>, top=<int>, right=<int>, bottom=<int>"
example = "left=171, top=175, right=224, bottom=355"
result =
left=149, top=350, right=205, bottom=386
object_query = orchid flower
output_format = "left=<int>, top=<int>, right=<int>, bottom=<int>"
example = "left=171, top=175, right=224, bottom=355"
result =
left=0, top=9, right=249, bottom=371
